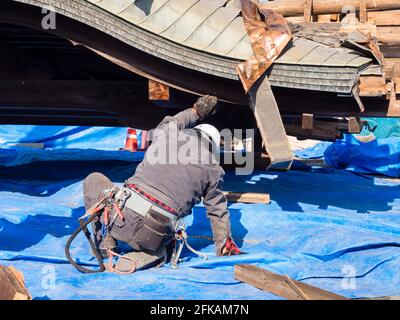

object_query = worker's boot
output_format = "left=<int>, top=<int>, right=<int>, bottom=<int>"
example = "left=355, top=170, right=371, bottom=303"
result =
left=114, top=246, right=166, bottom=273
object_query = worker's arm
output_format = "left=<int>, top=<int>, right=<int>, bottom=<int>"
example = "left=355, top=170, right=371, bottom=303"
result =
left=155, top=95, right=218, bottom=132
left=156, top=108, right=199, bottom=132
left=203, top=171, right=243, bottom=256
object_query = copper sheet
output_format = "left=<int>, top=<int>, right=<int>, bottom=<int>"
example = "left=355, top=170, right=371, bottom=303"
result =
left=148, top=79, right=170, bottom=101
left=237, top=0, right=292, bottom=92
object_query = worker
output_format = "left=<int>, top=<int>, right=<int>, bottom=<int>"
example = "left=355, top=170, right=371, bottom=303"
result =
left=83, top=95, right=244, bottom=273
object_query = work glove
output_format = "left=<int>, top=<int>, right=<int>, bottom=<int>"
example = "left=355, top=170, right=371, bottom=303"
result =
left=221, top=237, right=246, bottom=256
left=193, top=95, right=218, bottom=121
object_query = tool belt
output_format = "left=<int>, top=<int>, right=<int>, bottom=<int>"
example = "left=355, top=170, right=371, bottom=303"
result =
left=121, top=184, right=179, bottom=252
left=123, top=184, right=179, bottom=227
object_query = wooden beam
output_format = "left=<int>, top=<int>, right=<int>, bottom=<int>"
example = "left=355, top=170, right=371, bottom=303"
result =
left=234, top=264, right=348, bottom=300
left=223, top=192, right=270, bottom=204
left=368, top=10, right=400, bottom=26
left=377, top=25, right=400, bottom=44
left=302, top=113, right=314, bottom=130
left=304, top=0, right=313, bottom=22
left=359, top=76, right=388, bottom=97
left=359, top=0, right=368, bottom=23
left=261, top=0, right=400, bottom=17
left=387, top=80, right=400, bottom=116
left=348, top=117, right=362, bottom=133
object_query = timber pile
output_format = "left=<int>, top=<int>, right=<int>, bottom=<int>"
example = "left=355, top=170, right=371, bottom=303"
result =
left=264, top=0, right=400, bottom=115
left=264, top=0, right=400, bottom=52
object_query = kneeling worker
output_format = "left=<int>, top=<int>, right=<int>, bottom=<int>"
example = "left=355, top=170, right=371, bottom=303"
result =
left=82, top=95, right=243, bottom=273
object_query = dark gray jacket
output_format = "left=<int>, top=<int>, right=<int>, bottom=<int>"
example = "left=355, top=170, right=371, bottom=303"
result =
left=127, top=109, right=231, bottom=255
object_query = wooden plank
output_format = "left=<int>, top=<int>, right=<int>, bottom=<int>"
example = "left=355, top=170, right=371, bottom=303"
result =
left=377, top=25, right=400, bottom=44
left=302, top=113, right=314, bottom=129
left=261, top=0, right=400, bottom=17
left=304, top=0, right=313, bottom=22
left=348, top=117, right=362, bottom=133
left=223, top=192, right=270, bottom=204
left=234, top=264, right=348, bottom=300
left=359, top=75, right=388, bottom=96
left=248, top=74, right=293, bottom=170
left=387, top=80, right=400, bottom=116
left=359, top=0, right=368, bottom=23
left=317, top=14, right=332, bottom=23
left=367, top=10, right=400, bottom=26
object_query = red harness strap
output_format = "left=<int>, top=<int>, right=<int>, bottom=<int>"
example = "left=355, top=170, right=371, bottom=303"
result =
left=125, top=183, right=178, bottom=216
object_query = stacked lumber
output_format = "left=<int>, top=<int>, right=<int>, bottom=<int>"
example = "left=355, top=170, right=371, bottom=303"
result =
left=264, top=0, right=400, bottom=51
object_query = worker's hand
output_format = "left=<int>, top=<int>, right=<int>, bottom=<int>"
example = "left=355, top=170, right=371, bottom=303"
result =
left=193, top=95, right=218, bottom=121
left=221, top=237, right=246, bottom=256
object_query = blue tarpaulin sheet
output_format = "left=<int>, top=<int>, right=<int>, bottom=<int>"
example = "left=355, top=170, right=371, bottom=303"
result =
left=294, top=118, right=400, bottom=178
left=1, top=126, right=400, bottom=299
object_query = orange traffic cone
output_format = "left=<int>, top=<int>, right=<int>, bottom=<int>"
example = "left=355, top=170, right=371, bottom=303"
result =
left=124, top=128, right=138, bottom=151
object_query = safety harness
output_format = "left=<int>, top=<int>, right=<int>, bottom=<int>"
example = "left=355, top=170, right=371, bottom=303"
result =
left=65, top=185, right=207, bottom=274
left=65, top=187, right=136, bottom=274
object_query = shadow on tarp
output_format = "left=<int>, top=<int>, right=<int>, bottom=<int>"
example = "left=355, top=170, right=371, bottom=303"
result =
left=0, top=207, right=84, bottom=252
left=224, top=168, right=399, bottom=214
left=1, top=155, right=398, bottom=214
left=0, top=160, right=137, bottom=196
left=185, top=207, right=248, bottom=258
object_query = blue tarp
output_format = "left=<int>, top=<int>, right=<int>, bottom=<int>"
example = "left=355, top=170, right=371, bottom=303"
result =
left=325, top=135, right=400, bottom=178
left=0, top=126, right=400, bottom=299
left=294, top=118, right=400, bottom=178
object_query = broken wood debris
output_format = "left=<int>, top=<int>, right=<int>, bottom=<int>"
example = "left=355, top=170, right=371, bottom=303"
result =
left=0, top=265, right=31, bottom=300
left=234, top=264, right=348, bottom=300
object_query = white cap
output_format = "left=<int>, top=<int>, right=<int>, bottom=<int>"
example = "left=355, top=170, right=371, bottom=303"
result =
left=194, top=124, right=221, bottom=153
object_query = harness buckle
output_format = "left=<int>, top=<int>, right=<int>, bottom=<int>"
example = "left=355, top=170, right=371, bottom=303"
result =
left=170, top=220, right=208, bottom=269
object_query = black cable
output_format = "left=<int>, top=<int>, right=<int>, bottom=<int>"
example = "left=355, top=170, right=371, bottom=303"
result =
left=65, top=213, right=106, bottom=274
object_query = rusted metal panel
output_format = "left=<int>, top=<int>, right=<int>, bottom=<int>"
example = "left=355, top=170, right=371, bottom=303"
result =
left=148, top=79, right=170, bottom=101
left=237, top=0, right=292, bottom=92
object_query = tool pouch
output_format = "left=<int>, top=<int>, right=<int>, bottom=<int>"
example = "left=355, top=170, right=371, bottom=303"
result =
left=135, top=208, right=170, bottom=252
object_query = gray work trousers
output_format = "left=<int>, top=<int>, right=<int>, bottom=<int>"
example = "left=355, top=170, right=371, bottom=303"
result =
left=83, top=172, right=173, bottom=253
